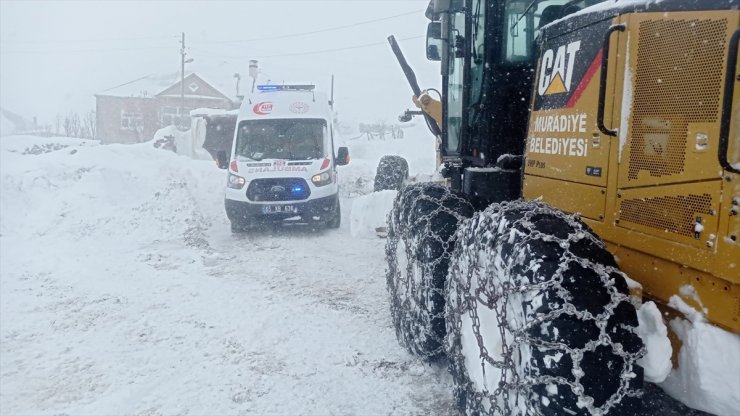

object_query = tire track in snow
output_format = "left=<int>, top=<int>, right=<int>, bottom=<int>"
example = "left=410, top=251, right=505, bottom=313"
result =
left=200, top=220, right=457, bottom=415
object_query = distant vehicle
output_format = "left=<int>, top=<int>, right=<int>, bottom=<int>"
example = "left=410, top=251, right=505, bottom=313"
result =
left=190, top=108, right=239, bottom=161
left=217, top=84, right=349, bottom=232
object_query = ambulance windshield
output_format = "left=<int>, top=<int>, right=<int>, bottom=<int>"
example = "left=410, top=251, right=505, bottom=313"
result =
left=235, top=118, right=326, bottom=161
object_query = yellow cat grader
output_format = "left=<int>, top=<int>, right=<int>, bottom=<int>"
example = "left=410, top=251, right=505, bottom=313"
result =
left=382, top=0, right=739, bottom=415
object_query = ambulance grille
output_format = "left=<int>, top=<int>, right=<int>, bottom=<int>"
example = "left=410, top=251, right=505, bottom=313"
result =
left=246, top=178, right=310, bottom=202
left=618, top=193, right=712, bottom=238
left=628, top=18, right=727, bottom=181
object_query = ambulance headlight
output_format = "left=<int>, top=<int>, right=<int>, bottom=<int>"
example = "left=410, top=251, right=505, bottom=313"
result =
left=311, top=171, right=332, bottom=186
left=227, top=173, right=246, bottom=189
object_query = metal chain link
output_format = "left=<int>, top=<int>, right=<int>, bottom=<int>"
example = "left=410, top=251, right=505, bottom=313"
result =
left=446, top=200, right=645, bottom=416
left=385, top=183, right=474, bottom=358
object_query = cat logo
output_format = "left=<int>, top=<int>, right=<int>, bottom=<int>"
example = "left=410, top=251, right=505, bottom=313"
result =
left=537, top=40, right=581, bottom=96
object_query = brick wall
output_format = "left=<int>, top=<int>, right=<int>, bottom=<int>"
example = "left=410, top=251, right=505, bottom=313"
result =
left=95, top=95, right=233, bottom=144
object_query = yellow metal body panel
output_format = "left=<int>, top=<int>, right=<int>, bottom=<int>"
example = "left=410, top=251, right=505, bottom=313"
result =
left=524, top=10, right=740, bottom=333
left=616, top=11, right=735, bottom=189
left=599, top=240, right=740, bottom=333
left=525, top=107, right=609, bottom=187
left=523, top=175, right=606, bottom=221
left=413, top=92, right=443, bottom=133
left=615, top=181, right=722, bottom=251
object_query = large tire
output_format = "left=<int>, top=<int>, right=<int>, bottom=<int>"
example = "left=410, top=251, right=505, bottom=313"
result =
left=230, top=220, right=245, bottom=234
left=327, top=201, right=341, bottom=229
left=374, top=155, right=409, bottom=192
left=385, top=183, right=475, bottom=359
left=445, top=200, right=644, bottom=415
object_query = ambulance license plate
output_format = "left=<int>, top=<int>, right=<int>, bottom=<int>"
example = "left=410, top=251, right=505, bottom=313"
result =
left=262, top=204, right=297, bottom=214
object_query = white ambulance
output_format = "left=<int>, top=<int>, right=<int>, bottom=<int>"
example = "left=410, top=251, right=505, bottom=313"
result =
left=217, top=85, right=349, bottom=232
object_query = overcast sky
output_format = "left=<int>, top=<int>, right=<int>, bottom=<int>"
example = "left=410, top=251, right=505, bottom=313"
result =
left=0, top=0, right=440, bottom=125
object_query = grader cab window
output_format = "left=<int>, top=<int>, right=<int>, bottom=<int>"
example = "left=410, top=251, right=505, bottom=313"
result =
left=445, top=11, right=466, bottom=154
left=469, top=0, right=487, bottom=107
left=502, top=0, right=570, bottom=63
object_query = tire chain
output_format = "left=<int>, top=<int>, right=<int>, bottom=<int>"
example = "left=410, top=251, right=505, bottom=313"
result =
left=446, top=200, right=645, bottom=416
left=375, top=155, right=409, bottom=192
left=386, top=183, right=474, bottom=358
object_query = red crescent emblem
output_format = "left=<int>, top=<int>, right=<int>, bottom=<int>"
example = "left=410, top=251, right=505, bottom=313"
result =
left=253, top=102, right=273, bottom=115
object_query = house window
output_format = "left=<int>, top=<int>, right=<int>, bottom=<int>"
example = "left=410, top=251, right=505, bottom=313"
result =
left=121, top=110, right=143, bottom=131
left=160, top=106, right=191, bottom=129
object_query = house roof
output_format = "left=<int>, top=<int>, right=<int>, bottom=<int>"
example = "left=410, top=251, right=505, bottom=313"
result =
left=156, top=73, right=231, bottom=101
left=97, top=72, right=233, bottom=102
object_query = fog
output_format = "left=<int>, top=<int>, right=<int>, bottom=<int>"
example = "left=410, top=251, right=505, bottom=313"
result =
left=0, top=0, right=439, bottom=126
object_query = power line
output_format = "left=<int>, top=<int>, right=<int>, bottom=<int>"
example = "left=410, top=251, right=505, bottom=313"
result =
left=193, top=35, right=424, bottom=60
left=0, top=45, right=174, bottom=55
left=0, top=34, right=179, bottom=45
left=193, top=9, right=424, bottom=44
left=100, top=74, right=154, bottom=93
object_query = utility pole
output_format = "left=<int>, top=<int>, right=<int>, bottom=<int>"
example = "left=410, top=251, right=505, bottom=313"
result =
left=180, top=32, right=186, bottom=115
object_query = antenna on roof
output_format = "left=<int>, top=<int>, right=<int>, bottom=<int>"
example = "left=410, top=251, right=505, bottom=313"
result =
left=234, top=73, right=242, bottom=100
left=329, top=74, right=335, bottom=109
left=249, top=60, right=259, bottom=94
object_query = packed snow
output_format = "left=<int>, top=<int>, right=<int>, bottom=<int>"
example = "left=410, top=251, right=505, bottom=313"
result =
left=635, top=301, right=672, bottom=383
left=350, top=190, right=397, bottom=238
left=659, top=296, right=740, bottom=416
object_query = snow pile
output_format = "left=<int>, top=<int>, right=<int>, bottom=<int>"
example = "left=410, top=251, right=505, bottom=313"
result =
left=0, top=135, right=96, bottom=154
left=350, top=190, right=397, bottom=238
left=635, top=301, right=672, bottom=383
left=151, top=122, right=212, bottom=161
left=0, top=135, right=224, bottom=254
left=659, top=296, right=740, bottom=416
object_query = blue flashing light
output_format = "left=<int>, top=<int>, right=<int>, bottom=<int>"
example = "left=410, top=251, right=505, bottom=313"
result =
left=257, top=85, right=280, bottom=91
left=292, top=186, right=304, bottom=193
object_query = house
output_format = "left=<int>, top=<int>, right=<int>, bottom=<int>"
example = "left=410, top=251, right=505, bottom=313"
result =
left=95, top=72, right=236, bottom=144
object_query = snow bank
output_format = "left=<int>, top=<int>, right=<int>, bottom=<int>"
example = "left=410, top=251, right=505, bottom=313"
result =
left=151, top=123, right=212, bottom=161
left=350, top=190, right=397, bottom=238
left=0, top=134, right=224, bottom=251
left=0, top=134, right=96, bottom=153
left=659, top=296, right=740, bottom=416
left=635, top=301, right=672, bottom=383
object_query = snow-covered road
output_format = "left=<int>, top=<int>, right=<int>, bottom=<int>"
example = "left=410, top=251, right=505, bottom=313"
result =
left=0, top=134, right=459, bottom=415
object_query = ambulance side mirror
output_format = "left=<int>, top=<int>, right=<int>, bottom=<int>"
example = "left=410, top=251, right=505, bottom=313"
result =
left=216, top=150, right=228, bottom=170
left=336, top=147, right=350, bottom=166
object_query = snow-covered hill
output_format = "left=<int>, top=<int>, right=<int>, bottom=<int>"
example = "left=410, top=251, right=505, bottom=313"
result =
left=0, top=108, right=33, bottom=137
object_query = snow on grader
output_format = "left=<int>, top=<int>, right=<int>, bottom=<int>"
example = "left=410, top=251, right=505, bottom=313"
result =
left=377, top=0, right=739, bottom=415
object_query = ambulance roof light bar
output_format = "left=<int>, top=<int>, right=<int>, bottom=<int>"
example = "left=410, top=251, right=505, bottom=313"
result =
left=256, top=84, right=315, bottom=92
